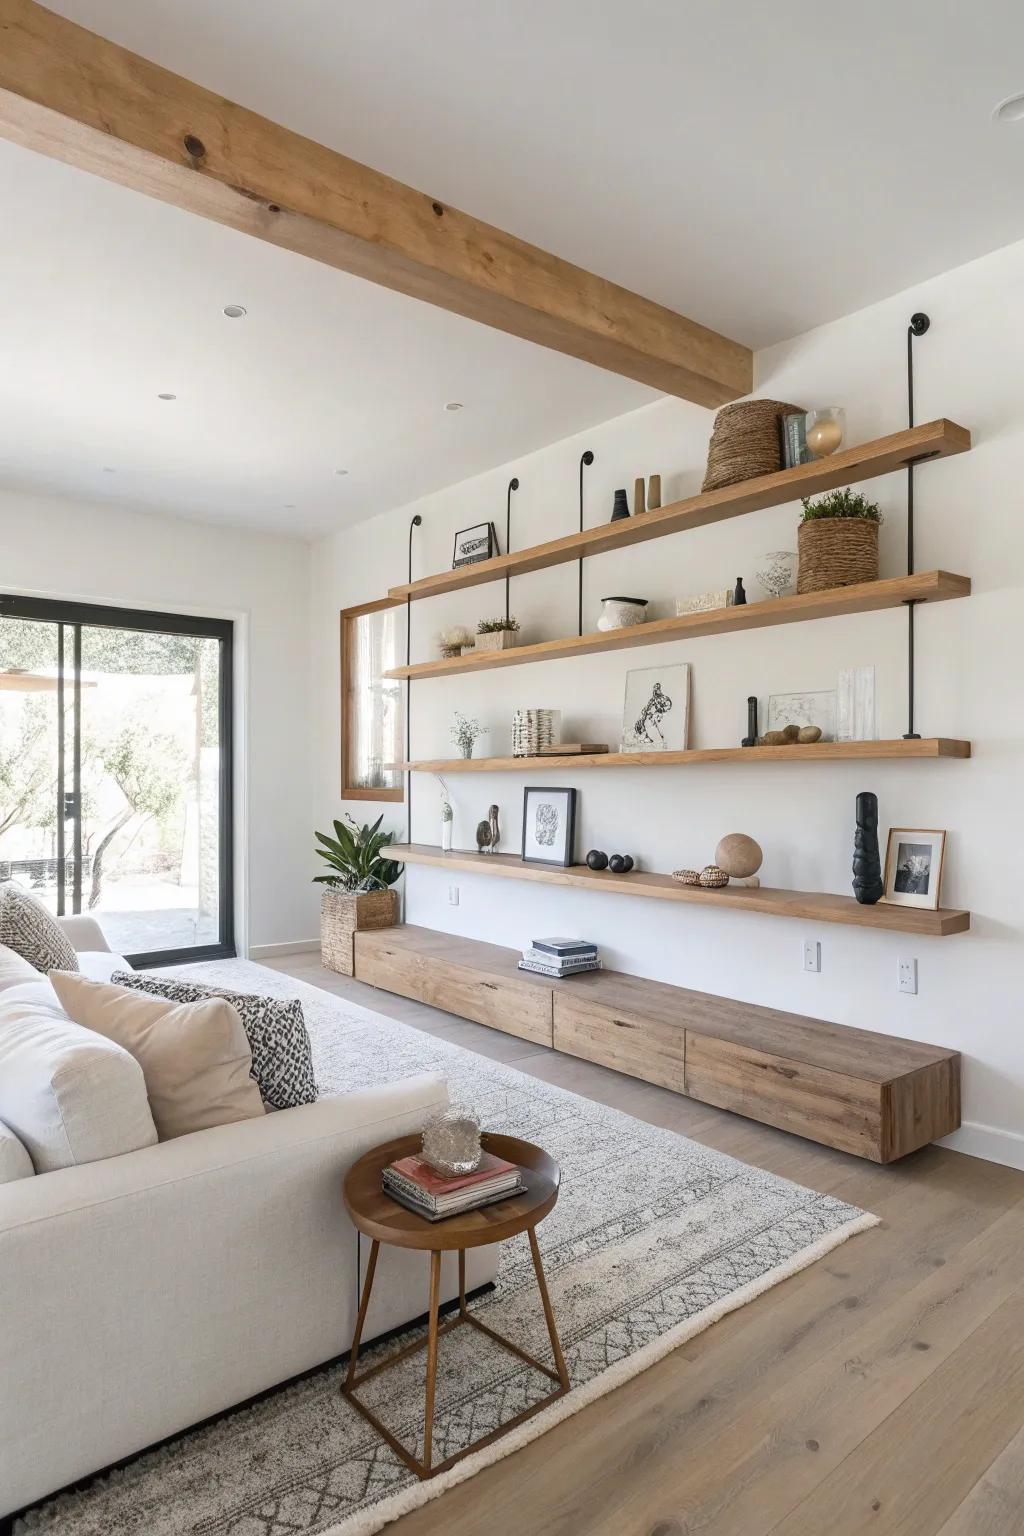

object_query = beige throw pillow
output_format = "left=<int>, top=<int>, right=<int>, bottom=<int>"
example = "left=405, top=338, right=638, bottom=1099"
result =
left=50, top=971, right=265, bottom=1141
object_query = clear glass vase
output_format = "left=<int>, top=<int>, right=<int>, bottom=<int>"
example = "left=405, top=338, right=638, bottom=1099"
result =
left=441, top=814, right=453, bottom=852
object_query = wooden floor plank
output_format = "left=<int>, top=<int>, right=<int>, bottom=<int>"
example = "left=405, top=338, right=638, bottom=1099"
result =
left=932, top=1421, right=1024, bottom=1536
left=267, top=956, right=1024, bottom=1536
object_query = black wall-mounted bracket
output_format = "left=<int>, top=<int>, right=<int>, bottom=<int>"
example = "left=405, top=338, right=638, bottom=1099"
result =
left=903, top=313, right=930, bottom=740
left=578, top=450, right=595, bottom=636
left=504, top=477, right=520, bottom=623
left=406, top=514, right=423, bottom=834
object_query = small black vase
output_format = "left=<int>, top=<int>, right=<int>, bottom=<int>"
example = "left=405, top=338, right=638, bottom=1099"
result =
left=852, top=791, right=884, bottom=905
left=733, top=577, right=747, bottom=606
left=741, top=694, right=758, bottom=747
left=610, top=488, right=630, bottom=522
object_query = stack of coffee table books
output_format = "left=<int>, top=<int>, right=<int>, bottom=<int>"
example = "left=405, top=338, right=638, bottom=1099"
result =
left=518, top=937, right=601, bottom=979
left=382, top=1151, right=523, bottom=1221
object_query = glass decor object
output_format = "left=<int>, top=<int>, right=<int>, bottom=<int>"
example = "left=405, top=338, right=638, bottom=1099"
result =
left=754, top=550, right=798, bottom=599
left=804, top=407, right=846, bottom=459
left=420, top=1104, right=483, bottom=1176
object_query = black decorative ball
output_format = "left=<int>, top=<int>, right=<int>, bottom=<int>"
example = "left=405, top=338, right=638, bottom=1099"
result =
left=608, top=854, right=626, bottom=874
left=620, top=855, right=634, bottom=872
left=586, top=849, right=608, bottom=871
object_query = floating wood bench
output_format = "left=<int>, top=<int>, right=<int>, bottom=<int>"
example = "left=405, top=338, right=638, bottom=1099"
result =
left=354, top=925, right=961, bottom=1163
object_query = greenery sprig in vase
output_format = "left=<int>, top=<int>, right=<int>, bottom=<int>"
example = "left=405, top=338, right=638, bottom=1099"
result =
left=451, top=712, right=484, bottom=759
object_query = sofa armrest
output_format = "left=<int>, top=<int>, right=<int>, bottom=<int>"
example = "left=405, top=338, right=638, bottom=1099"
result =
left=57, top=914, right=111, bottom=953
left=0, top=1074, right=451, bottom=1517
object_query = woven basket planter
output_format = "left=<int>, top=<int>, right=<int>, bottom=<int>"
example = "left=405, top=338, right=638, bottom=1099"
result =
left=473, top=630, right=518, bottom=653
left=797, top=518, right=879, bottom=594
left=702, top=399, right=804, bottom=492
left=320, top=887, right=399, bottom=977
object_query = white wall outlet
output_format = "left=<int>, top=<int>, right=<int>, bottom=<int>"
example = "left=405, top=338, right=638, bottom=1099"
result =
left=803, top=939, right=821, bottom=973
left=898, top=957, right=918, bottom=994
left=448, top=884, right=460, bottom=906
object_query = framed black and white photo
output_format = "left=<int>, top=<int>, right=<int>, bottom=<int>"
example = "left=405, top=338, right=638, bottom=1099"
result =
left=521, top=786, right=577, bottom=867
left=452, top=521, right=498, bottom=569
left=621, top=663, right=690, bottom=753
left=883, top=828, right=947, bottom=910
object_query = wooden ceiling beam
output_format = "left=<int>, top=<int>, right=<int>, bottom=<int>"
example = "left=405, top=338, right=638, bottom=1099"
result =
left=0, top=0, right=753, bottom=407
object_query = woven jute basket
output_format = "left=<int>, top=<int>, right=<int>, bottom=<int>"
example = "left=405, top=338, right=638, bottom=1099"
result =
left=702, top=399, right=805, bottom=493
left=320, top=887, right=398, bottom=977
left=797, top=518, right=879, bottom=593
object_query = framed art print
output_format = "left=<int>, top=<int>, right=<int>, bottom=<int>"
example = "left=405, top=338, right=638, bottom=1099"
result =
left=883, top=828, right=947, bottom=910
left=452, top=522, right=498, bottom=569
left=621, top=663, right=690, bottom=753
left=521, top=786, right=577, bottom=867
left=766, top=689, right=837, bottom=742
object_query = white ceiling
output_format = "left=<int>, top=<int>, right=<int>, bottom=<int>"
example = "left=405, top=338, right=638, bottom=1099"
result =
left=3, top=0, right=1024, bottom=536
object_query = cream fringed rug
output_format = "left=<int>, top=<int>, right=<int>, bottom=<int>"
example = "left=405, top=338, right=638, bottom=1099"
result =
left=22, top=961, right=878, bottom=1536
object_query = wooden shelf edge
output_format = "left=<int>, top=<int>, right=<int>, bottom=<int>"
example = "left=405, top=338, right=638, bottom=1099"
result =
left=388, top=419, right=971, bottom=603
left=394, top=739, right=972, bottom=771
left=390, top=845, right=970, bottom=937
left=384, top=571, right=971, bottom=680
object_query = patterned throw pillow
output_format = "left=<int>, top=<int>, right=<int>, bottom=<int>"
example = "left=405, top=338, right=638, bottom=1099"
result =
left=0, top=883, right=79, bottom=975
left=110, top=972, right=317, bottom=1110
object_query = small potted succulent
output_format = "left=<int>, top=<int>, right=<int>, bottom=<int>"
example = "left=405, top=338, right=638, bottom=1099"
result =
left=474, top=616, right=520, bottom=653
left=797, top=488, right=882, bottom=593
left=314, top=814, right=403, bottom=976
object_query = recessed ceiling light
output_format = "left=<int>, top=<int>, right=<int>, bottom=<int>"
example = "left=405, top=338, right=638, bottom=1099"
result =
left=335, top=468, right=349, bottom=477
left=283, top=503, right=296, bottom=510
left=223, top=303, right=247, bottom=318
left=444, top=401, right=464, bottom=412
left=102, top=466, right=116, bottom=473
left=157, top=392, right=176, bottom=401
left=993, top=92, right=1024, bottom=123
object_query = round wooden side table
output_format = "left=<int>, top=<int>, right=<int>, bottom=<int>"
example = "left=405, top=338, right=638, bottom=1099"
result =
left=341, top=1131, right=569, bottom=1480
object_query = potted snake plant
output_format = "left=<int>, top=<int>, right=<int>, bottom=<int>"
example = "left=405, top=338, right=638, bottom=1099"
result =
left=314, top=814, right=403, bottom=976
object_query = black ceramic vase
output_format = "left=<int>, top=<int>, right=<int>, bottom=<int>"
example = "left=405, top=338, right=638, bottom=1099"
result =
left=852, top=791, right=884, bottom=905
left=610, top=488, right=630, bottom=522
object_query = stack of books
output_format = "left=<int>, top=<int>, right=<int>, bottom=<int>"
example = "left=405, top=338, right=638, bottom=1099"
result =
left=518, top=937, right=601, bottom=979
left=382, top=1151, right=523, bottom=1221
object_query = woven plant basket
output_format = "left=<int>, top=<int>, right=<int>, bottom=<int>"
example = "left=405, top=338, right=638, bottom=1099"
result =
left=797, top=518, right=879, bottom=593
left=702, top=399, right=805, bottom=493
left=320, top=887, right=398, bottom=977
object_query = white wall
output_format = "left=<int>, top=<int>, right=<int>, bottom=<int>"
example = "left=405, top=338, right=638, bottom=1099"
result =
left=312, top=237, right=1024, bottom=1168
left=1, top=488, right=315, bottom=952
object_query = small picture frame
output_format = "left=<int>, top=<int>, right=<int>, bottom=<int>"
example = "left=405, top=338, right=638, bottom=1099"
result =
left=452, top=522, right=498, bottom=569
left=621, top=663, right=690, bottom=753
left=883, top=828, right=947, bottom=910
left=521, top=786, right=577, bottom=868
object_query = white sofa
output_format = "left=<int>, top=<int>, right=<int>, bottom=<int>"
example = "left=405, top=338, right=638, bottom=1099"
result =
left=0, top=919, right=497, bottom=1521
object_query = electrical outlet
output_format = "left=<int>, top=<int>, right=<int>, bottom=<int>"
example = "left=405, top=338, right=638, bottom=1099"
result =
left=898, top=957, right=918, bottom=994
left=803, top=939, right=821, bottom=973
left=448, top=884, right=460, bottom=906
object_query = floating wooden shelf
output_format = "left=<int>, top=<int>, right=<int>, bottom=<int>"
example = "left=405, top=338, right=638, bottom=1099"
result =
left=390, top=845, right=970, bottom=936
left=384, top=570, right=971, bottom=680
left=394, top=738, right=971, bottom=772
left=388, top=419, right=971, bottom=603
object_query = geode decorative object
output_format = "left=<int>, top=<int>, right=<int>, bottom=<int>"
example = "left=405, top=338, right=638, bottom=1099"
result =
left=421, top=1104, right=482, bottom=1176
left=852, top=790, right=884, bottom=905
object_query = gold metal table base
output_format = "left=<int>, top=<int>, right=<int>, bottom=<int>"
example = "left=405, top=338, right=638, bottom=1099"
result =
left=341, top=1235, right=570, bottom=1480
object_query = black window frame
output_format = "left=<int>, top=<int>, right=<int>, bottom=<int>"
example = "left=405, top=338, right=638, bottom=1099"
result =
left=0, top=592, right=235, bottom=968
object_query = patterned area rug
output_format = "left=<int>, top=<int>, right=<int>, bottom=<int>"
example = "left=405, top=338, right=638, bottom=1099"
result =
left=21, top=960, right=877, bottom=1536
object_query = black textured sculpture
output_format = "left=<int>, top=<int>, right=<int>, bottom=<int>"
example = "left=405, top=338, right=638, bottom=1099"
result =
left=742, top=695, right=758, bottom=747
left=852, top=791, right=884, bottom=904
left=610, top=488, right=630, bottom=522
left=586, top=849, right=608, bottom=870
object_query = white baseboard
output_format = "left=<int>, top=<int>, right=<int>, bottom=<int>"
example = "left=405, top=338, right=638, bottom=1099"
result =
left=248, top=939, right=321, bottom=960
left=938, top=1120, right=1024, bottom=1171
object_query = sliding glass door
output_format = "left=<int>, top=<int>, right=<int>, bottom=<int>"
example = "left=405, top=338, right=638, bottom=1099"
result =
left=0, top=595, right=234, bottom=965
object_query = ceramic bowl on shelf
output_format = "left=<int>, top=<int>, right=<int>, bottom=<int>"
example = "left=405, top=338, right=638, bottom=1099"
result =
left=597, top=597, right=648, bottom=632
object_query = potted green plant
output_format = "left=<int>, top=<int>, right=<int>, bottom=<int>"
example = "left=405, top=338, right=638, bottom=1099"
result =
left=313, top=814, right=403, bottom=976
left=797, top=488, right=882, bottom=593
left=474, top=616, right=520, bottom=653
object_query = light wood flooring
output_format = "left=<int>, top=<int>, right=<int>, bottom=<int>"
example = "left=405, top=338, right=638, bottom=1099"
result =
left=268, top=951, right=1024, bottom=1536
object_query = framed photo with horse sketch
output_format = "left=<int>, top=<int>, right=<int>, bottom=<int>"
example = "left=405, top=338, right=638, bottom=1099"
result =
left=621, top=663, right=690, bottom=753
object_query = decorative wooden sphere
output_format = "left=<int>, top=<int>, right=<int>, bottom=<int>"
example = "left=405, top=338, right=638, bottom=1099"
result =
left=699, top=865, right=729, bottom=889
left=715, top=833, right=763, bottom=880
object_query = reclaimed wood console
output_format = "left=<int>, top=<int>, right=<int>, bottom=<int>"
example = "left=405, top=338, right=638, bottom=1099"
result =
left=354, top=925, right=961, bottom=1163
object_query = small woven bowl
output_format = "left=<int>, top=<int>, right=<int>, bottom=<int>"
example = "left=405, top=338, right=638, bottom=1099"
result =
left=698, top=865, right=729, bottom=889
left=672, top=869, right=701, bottom=886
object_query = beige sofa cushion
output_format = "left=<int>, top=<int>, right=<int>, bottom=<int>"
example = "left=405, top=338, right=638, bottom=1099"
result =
left=0, top=943, right=38, bottom=994
left=0, top=995, right=158, bottom=1172
left=50, top=972, right=266, bottom=1141
left=0, top=1116, right=34, bottom=1183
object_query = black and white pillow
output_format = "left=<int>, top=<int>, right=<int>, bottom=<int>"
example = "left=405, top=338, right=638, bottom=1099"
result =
left=0, top=882, right=79, bottom=975
left=110, top=972, right=318, bottom=1110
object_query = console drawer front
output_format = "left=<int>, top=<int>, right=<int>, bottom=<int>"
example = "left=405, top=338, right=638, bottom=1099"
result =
left=354, top=937, right=553, bottom=1046
left=553, top=995, right=686, bottom=1092
left=685, top=1032, right=884, bottom=1159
